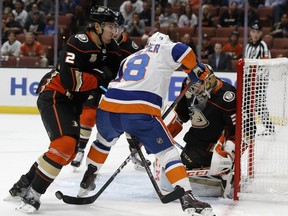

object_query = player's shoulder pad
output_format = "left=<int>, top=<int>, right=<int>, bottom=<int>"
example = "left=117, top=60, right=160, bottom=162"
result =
left=212, top=82, right=236, bottom=110
left=69, top=32, right=89, bottom=44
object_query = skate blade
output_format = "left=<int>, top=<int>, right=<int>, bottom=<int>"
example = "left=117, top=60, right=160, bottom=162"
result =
left=15, top=201, right=37, bottom=214
left=184, top=208, right=215, bottom=216
left=3, top=194, right=21, bottom=202
left=77, top=187, right=90, bottom=198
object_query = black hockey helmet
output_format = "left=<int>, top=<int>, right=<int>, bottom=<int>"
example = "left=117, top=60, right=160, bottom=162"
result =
left=115, top=12, right=125, bottom=26
left=88, top=5, right=117, bottom=25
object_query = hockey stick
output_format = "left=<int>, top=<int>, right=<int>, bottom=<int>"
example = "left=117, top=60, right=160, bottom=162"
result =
left=130, top=136, right=185, bottom=203
left=55, top=78, right=194, bottom=204
left=55, top=153, right=134, bottom=204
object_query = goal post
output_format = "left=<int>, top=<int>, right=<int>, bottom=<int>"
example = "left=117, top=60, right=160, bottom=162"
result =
left=234, top=58, right=288, bottom=201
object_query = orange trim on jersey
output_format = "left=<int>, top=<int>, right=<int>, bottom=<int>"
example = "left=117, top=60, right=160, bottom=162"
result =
left=165, top=165, right=188, bottom=184
left=87, top=146, right=109, bottom=164
left=156, top=116, right=176, bottom=145
left=212, top=79, right=223, bottom=94
left=180, top=50, right=197, bottom=71
left=52, top=91, right=63, bottom=136
left=67, top=41, right=101, bottom=54
left=99, top=99, right=161, bottom=116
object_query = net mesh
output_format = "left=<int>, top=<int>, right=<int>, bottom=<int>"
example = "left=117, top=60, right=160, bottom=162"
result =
left=238, top=58, right=288, bottom=201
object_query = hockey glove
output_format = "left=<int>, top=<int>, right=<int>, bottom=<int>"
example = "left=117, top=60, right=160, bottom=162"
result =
left=191, top=61, right=209, bottom=81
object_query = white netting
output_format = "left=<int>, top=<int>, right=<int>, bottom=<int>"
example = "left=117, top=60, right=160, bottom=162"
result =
left=238, top=58, right=288, bottom=201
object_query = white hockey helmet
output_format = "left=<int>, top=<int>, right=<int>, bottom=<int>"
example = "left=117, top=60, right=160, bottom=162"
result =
left=146, top=32, right=172, bottom=46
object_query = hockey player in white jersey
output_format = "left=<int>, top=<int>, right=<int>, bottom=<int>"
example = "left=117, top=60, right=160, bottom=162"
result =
left=78, top=32, right=216, bottom=216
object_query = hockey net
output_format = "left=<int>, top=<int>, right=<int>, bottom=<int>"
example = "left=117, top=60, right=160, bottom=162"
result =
left=234, top=58, right=288, bottom=201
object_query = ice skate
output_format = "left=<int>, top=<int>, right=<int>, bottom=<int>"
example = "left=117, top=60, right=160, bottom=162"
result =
left=4, top=174, right=30, bottom=202
left=16, top=186, right=41, bottom=214
left=78, top=164, right=98, bottom=197
left=131, top=149, right=151, bottom=171
left=180, top=191, right=215, bottom=216
left=71, top=150, right=85, bottom=171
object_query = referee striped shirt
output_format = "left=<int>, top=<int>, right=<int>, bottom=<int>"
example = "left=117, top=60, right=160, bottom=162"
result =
left=245, top=40, right=271, bottom=59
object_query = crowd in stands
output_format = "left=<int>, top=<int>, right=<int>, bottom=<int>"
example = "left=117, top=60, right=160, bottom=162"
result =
left=2, top=0, right=288, bottom=70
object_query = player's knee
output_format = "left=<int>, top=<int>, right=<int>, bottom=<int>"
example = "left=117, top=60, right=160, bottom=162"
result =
left=96, top=132, right=118, bottom=148
left=47, top=135, right=77, bottom=166
left=80, top=107, right=96, bottom=127
left=156, top=146, right=180, bottom=166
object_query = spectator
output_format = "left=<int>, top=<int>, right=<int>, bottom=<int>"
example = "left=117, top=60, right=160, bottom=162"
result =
left=20, top=32, right=48, bottom=67
left=3, top=0, right=14, bottom=10
left=181, top=33, right=197, bottom=54
left=12, top=0, right=28, bottom=27
left=24, top=11, right=46, bottom=36
left=239, top=3, right=259, bottom=27
left=126, top=12, right=146, bottom=37
left=59, top=0, right=77, bottom=15
left=198, top=34, right=214, bottom=59
left=158, top=3, right=178, bottom=27
left=229, top=0, right=244, bottom=7
left=223, top=31, right=243, bottom=59
left=139, top=1, right=152, bottom=26
left=208, top=42, right=232, bottom=72
left=168, top=0, right=189, bottom=6
left=178, top=3, right=198, bottom=28
left=218, top=1, right=241, bottom=27
left=1, top=31, right=21, bottom=57
left=264, top=0, right=287, bottom=23
left=120, top=0, right=144, bottom=25
left=25, top=3, right=46, bottom=24
left=167, top=22, right=180, bottom=42
left=44, top=17, right=56, bottom=36
left=269, top=13, right=288, bottom=38
left=202, top=4, right=214, bottom=27
left=3, top=12, right=23, bottom=37
left=148, top=21, right=161, bottom=35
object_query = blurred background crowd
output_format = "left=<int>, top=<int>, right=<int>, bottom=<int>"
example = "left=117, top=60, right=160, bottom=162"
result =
left=1, top=0, right=288, bottom=71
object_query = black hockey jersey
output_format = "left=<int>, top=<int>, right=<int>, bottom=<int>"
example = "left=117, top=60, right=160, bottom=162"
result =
left=175, top=78, right=236, bottom=145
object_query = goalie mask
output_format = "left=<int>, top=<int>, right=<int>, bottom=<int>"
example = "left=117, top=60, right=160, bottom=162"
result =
left=185, top=64, right=217, bottom=102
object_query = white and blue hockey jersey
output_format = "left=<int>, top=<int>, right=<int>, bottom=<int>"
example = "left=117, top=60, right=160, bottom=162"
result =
left=99, top=33, right=200, bottom=117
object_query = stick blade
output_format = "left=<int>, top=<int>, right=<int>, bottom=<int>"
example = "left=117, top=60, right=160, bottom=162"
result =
left=55, top=191, right=98, bottom=205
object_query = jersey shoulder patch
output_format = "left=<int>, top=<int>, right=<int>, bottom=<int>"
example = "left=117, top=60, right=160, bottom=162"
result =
left=75, top=34, right=89, bottom=43
left=132, top=41, right=139, bottom=49
left=223, top=91, right=235, bottom=103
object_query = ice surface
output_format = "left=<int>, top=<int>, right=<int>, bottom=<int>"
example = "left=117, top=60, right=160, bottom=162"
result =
left=1, top=114, right=288, bottom=216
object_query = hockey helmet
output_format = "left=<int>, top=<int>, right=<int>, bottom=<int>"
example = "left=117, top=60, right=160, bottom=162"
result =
left=146, top=32, right=172, bottom=46
left=186, top=64, right=217, bottom=100
left=115, top=12, right=125, bottom=26
left=88, top=5, right=117, bottom=25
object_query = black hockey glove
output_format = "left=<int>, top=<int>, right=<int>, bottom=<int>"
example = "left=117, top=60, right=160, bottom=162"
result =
left=91, top=66, right=114, bottom=86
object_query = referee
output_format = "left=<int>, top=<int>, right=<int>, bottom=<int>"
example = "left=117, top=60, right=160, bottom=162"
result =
left=244, top=21, right=275, bottom=137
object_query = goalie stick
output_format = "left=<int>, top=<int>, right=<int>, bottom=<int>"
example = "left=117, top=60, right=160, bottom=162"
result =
left=55, top=79, right=195, bottom=204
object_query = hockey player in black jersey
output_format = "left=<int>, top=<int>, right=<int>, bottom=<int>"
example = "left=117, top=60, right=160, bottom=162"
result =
left=6, top=5, right=123, bottom=213
left=70, top=11, right=149, bottom=171
left=163, top=64, right=236, bottom=198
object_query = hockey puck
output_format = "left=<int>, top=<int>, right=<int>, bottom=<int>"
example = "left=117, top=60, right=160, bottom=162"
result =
left=55, top=191, right=63, bottom=200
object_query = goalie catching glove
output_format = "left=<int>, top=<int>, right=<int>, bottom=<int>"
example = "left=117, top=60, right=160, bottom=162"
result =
left=209, top=134, right=235, bottom=176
